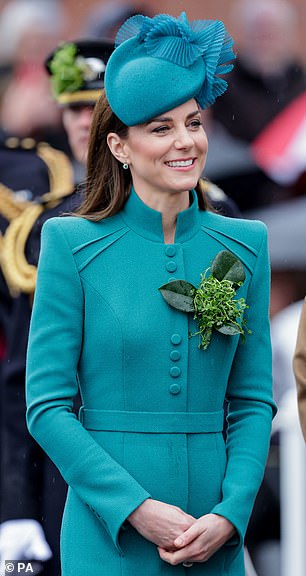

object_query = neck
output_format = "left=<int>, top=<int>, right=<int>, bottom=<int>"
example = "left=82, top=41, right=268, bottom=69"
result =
left=134, top=188, right=190, bottom=244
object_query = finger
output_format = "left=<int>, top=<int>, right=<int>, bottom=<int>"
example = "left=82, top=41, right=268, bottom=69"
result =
left=174, top=521, right=204, bottom=548
left=158, top=547, right=182, bottom=565
left=158, top=543, right=198, bottom=565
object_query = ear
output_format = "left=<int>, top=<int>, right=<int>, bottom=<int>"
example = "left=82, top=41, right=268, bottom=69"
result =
left=107, top=132, right=129, bottom=164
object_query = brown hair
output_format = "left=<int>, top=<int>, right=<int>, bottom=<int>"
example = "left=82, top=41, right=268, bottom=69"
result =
left=76, top=90, right=211, bottom=220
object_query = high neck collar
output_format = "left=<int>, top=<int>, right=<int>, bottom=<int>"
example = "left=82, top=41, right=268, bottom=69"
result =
left=121, top=186, right=201, bottom=244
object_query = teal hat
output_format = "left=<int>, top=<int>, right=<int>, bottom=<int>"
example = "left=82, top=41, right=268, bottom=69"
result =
left=104, top=12, right=235, bottom=126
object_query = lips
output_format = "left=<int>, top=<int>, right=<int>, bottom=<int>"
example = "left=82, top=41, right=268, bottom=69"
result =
left=165, top=158, right=194, bottom=167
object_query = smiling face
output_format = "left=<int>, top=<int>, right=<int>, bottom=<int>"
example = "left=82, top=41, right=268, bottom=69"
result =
left=107, top=99, right=208, bottom=204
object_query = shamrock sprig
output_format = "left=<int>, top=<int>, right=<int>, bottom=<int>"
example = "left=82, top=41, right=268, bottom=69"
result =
left=49, top=43, right=85, bottom=97
left=159, top=250, right=251, bottom=350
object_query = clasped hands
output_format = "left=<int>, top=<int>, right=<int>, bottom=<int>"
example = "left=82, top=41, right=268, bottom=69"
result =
left=128, top=499, right=235, bottom=566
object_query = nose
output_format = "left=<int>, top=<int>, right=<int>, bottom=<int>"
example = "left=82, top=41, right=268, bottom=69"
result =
left=173, top=126, right=194, bottom=149
left=78, top=106, right=94, bottom=128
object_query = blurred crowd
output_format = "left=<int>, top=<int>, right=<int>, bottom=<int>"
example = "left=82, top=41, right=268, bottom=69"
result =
left=0, top=1, right=305, bottom=575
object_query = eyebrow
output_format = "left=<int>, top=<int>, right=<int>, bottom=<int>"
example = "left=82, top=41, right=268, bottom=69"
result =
left=146, top=110, right=201, bottom=125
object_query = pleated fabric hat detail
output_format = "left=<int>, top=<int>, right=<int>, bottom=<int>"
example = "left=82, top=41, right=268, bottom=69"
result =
left=104, top=12, right=235, bottom=126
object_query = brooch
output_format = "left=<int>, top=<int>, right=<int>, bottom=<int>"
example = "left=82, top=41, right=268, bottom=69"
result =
left=159, top=250, right=250, bottom=350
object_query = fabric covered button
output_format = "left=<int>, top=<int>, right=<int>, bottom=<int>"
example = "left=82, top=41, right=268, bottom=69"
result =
left=169, top=383, right=181, bottom=395
left=170, top=334, right=182, bottom=345
left=165, top=245, right=176, bottom=257
left=168, top=277, right=177, bottom=282
left=170, top=366, right=181, bottom=378
left=166, top=261, right=177, bottom=273
left=170, top=350, right=181, bottom=361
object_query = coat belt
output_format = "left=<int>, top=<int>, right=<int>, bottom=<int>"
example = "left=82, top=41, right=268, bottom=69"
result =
left=79, top=407, right=224, bottom=433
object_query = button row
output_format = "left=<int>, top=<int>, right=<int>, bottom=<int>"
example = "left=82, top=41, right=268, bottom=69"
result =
left=169, top=333, right=182, bottom=394
left=165, top=245, right=177, bottom=276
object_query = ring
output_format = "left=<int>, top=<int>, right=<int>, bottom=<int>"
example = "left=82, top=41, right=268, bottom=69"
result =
left=182, top=561, right=194, bottom=567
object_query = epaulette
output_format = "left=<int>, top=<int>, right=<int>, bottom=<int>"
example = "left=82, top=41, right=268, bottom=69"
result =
left=0, top=138, right=74, bottom=296
left=0, top=181, right=31, bottom=222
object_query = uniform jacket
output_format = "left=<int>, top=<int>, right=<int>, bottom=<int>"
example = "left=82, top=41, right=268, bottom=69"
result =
left=1, top=191, right=82, bottom=576
left=0, top=132, right=55, bottom=537
left=0, top=131, right=52, bottom=355
left=26, top=187, right=276, bottom=575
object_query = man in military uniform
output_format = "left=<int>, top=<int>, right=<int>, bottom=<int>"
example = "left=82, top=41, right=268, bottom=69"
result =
left=0, top=132, right=73, bottom=516
left=0, top=39, right=114, bottom=576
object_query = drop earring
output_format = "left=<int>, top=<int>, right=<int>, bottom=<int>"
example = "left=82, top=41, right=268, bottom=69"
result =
left=122, top=163, right=129, bottom=170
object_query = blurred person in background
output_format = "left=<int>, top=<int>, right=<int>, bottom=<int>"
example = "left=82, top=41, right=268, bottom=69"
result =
left=0, top=133, right=74, bottom=576
left=0, top=0, right=70, bottom=153
left=201, top=106, right=260, bottom=208
left=0, top=0, right=68, bottom=535
left=212, top=0, right=306, bottom=212
left=0, top=0, right=66, bottom=71
left=0, top=0, right=68, bottom=439
left=81, top=0, right=152, bottom=39
left=0, top=38, right=114, bottom=576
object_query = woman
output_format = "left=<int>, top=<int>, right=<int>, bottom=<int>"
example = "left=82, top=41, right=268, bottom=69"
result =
left=26, top=12, right=276, bottom=575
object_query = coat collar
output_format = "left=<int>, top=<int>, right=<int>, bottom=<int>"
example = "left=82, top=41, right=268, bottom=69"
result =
left=121, top=186, right=201, bottom=243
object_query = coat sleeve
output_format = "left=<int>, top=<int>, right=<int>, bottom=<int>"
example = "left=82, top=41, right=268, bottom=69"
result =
left=26, top=218, right=150, bottom=553
left=211, top=222, right=277, bottom=551
left=293, top=296, right=306, bottom=442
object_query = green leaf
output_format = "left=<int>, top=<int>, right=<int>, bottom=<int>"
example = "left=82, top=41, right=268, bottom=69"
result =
left=211, top=250, right=245, bottom=286
left=216, top=324, right=241, bottom=335
left=159, top=280, right=196, bottom=312
left=49, top=43, right=84, bottom=97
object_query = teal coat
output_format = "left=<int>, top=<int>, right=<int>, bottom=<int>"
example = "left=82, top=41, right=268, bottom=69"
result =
left=26, top=188, right=276, bottom=575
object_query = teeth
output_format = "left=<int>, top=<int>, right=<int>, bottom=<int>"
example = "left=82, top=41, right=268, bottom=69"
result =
left=166, top=159, right=193, bottom=167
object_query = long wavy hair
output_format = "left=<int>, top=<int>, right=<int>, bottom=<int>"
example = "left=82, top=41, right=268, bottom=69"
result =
left=76, top=90, right=211, bottom=220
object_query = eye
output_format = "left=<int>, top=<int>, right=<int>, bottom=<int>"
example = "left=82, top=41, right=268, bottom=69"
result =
left=189, top=119, right=203, bottom=129
left=152, top=125, right=170, bottom=134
